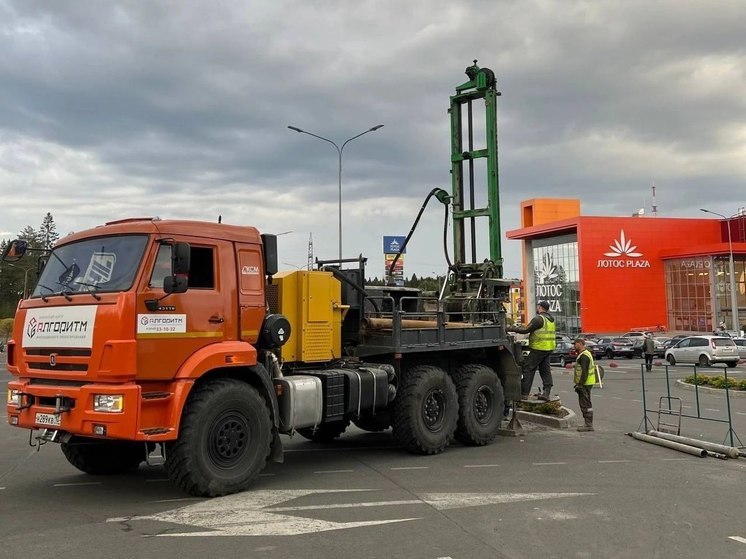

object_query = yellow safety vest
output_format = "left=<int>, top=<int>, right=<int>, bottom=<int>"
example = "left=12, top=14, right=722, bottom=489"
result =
left=574, top=349, right=596, bottom=385
left=528, top=314, right=556, bottom=350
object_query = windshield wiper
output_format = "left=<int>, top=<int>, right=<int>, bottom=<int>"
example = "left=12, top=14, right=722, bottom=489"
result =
left=54, top=282, right=74, bottom=301
left=37, top=284, right=54, bottom=303
left=72, top=280, right=102, bottom=301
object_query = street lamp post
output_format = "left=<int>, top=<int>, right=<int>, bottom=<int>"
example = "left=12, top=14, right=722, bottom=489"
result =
left=288, top=124, right=384, bottom=262
left=701, top=208, right=740, bottom=333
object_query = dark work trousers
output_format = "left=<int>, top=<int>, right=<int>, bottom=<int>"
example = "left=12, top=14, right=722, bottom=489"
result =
left=644, top=353, right=654, bottom=370
left=576, top=385, right=593, bottom=419
left=520, top=349, right=553, bottom=396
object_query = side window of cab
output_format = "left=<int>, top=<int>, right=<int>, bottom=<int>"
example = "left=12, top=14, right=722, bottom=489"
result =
left=149, top=244, right=172, bottom=288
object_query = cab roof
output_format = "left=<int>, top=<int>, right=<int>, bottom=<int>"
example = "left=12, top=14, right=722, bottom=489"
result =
left=58, top=218, right=263, bottom=246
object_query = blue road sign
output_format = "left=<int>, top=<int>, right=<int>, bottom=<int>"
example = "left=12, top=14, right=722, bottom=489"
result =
left=383, top=236, right=406, bottom=255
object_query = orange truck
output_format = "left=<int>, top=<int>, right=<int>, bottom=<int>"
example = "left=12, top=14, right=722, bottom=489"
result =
left=3, top=217, right=520, bottom=496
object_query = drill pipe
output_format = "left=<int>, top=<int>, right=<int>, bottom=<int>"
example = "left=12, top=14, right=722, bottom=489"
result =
left=647, top=430, right=739, bottom=459
left=627, top=432, right=706, bottom=457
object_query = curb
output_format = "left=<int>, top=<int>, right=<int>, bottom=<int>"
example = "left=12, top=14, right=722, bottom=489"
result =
left=515, top=406, right=578, bottom=429
left=675, top=379, right=746, bottom=399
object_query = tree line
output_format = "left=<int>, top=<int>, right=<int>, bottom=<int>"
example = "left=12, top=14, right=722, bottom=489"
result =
left=0, top=213, right=59, bottom=319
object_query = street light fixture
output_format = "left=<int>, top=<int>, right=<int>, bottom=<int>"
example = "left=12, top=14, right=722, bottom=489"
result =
left=700, top=208, right=740, bottom=333
left=288, top=124, right=384, bottom=262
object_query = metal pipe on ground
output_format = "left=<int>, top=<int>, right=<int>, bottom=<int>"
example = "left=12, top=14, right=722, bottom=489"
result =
left=627, top=432, right=706, bottom=457
left=647, top=430, right=740, bottom=459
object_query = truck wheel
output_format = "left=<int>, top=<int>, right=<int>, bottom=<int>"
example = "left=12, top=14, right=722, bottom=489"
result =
left=393, top=365, right=457, bottom=455
left=165, top=378, right=271, bottom=497
left=297, top=420, right=350, bottom=442
left=353, top=411, right=391, bottom=432
left=453, top=364, right=504, bottom=446
left=61, top=437, right=143, bottom=475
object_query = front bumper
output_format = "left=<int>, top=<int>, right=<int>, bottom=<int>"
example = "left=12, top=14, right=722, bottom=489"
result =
left=6, top=379, right=143, bottom=440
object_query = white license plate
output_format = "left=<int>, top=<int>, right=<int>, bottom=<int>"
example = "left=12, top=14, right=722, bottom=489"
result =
left=35, top=413, right=61, bottom=427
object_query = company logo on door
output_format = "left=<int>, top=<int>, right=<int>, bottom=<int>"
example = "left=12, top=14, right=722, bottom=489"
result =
left=597, top=230, right=650, bottom=268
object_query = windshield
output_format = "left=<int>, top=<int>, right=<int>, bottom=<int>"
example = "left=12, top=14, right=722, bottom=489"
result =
left=31, top=235, right=149, bottom=298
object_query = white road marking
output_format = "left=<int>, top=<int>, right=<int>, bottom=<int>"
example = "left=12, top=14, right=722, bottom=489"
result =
left=532, top=462, right=567, bottom=466
left=53, top=482, right=102, bottom=487
left=631, top=399, right=642, bottom=403
left=463, top=464, right=500, bottom=468
left=612, top=397, right=622, bottom=400
left=314, top=469, right=354, bottom=474
left=151, top=498, right=202, bottom=504
left=736, top=412, right=746, bottom=416
left=705, top=409, right=720, bottom=412
left=728, top=536, right=746, bottom=545
left=390, top=466, right=428, bottom=471
left=0, top=487, right=6, bottom=490
left=598, top=460, right=631, bottom=464
left=106, top=489, right=594, bottom=537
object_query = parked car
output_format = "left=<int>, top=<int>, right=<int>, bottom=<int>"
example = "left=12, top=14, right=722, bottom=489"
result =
left=555, top=333, right=573, bottom=344
left=0, top=340, right=4, bottom=353
left=622, top=331, right=650, bottom=357
left=596, top=336, right=635, bottom=359
left=732, top=338, right=746, bottom=360
left=584, top=339, right=606, bottom=360
left=550, top=341, right=577, bottom=367
left=664, top=335, right=739, bottom=367
left=653, top=338, right=668, bottom=358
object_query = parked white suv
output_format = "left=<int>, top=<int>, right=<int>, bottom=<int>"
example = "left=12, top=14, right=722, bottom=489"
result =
left=664, top=335, right=739, bottom=368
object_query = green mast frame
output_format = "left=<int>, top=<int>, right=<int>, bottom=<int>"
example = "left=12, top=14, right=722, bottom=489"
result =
left=449, top=60, right=502, bottom=280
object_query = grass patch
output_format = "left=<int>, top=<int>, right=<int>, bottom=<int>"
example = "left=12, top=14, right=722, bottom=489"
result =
left=683, top=374, right=746, bottom=390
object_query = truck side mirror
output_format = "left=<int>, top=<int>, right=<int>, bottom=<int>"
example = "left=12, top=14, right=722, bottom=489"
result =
left=164, top=275, right=188, bottom=294
left=172, top=242, right=190, bottom=274
left=1, top=239, right=27, bottom=262
left=261, top=234, right=278, bottom=276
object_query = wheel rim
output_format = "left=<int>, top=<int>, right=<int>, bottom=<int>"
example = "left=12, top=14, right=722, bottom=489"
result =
left=560, top=357, right=565, bottom=367
left=473, top=385, right=494, bottom=425
left=422, top=388, right=447, bottom=431
left=208, top=411, right=250, bottom=468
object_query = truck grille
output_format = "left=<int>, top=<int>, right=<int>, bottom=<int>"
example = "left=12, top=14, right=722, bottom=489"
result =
left=25, top=348, right=91, bottom=373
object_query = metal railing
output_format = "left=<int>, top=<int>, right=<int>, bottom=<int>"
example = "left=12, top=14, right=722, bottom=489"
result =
left=638, top=363, right=743, bottom=448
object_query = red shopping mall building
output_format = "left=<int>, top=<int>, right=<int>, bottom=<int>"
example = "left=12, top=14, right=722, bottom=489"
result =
left=506, top=199, right=746, bottom=335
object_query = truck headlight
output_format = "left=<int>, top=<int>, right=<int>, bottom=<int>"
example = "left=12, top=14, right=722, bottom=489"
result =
left=93, top=394, right=124, bottom=413
left=7, top=389, right=21, bottom=406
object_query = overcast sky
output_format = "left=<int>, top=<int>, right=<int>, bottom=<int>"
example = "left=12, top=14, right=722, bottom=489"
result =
left=1, top=0, right=744, bottom=279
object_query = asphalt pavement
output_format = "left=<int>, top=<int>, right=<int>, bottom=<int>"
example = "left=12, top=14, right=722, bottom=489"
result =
left=2, top=354, right=746, bottom=559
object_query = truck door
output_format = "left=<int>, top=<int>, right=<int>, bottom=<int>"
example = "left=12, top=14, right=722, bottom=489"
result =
left=235, top=243, right=265, bottom=345
left=136, top=239, right=235, bottom=380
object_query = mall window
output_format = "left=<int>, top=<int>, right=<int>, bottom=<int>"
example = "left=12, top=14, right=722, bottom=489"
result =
left=712, top=255, right=746, bottom=330
left=665, top=258, right=712, bottom=332
left=532, top=235, right=579, bottom=334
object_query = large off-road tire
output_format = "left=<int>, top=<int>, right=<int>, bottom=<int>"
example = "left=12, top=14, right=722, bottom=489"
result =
left=61, top=437, right=144, bottom=475
left=297, top=420, right=350, bottom=442
left=165, top=378, right=272, bottom=497
left=393, top=365, right=458, bottom=455
left=352, top=410, right=391, bottom=432
left=453, top=364, right=504, bottom=446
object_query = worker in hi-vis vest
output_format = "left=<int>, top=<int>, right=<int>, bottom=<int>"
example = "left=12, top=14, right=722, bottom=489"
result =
left=507, top=300, right=556, bottom=401
left=572, top=338, right=597, bottom=432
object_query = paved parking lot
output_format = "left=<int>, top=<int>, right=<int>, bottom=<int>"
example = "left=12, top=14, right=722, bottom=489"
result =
left=2, top=354, right=746, bottom=559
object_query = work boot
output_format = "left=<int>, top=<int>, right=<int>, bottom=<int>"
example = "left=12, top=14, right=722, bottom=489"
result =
left=537, top=387, right=551, bottom=402
left=577, top=413, right=594, bottom=432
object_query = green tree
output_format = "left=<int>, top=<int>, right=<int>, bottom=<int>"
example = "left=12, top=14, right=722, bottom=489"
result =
left=39, top=212, right=60, bottom=250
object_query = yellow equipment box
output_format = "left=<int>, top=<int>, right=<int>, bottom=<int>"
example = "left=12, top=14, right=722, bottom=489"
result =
left=271, top=270, right=348, bottom=363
